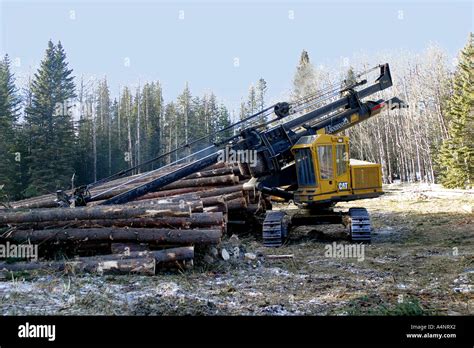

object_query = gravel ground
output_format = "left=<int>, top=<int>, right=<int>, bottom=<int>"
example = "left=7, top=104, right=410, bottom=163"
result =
left=1, top=183, right=473, bottom=315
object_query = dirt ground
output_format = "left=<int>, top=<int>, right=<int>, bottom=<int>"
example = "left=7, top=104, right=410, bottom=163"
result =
left=0, top=183, right=472, bottom=315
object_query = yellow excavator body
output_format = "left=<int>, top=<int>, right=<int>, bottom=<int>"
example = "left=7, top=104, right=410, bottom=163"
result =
left=291, top=134, right=383, bottom=206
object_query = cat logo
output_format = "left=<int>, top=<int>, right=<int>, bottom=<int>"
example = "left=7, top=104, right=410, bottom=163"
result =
left=338, top=182, right=348, bottom=190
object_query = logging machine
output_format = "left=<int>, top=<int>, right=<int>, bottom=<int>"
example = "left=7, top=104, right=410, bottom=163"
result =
left=62, top=63, right=406, bottom=247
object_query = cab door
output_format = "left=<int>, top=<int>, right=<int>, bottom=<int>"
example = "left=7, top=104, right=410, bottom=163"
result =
left=335, top=141, right=351, bottom=193
left=316, top=144, right=336, bottom=194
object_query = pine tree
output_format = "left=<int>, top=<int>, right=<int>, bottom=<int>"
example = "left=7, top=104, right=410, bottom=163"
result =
left=205, top=93, right=220, bottom=142
left=239, top=100, right=247, bottom=121
left=95, top=77, right=112, bottom=178
left=163, top=102, right=177, bottom=163
left=134, top=85, right=142, bottom=172
left=143, top=82, right=164, bottom=169
left=176, top=83, right=192, bottom=158
left=109, top=97, right=126, bottom=173
left=437, top=34, right=474, bottom=188
left=24, top=40, right=76, bottom=196
left=255, top=78, right=268, bottom=124
left=0, top=54, right=21, bottom=201
left=189, top=95, right=205, bottom=153
left=246, top=85, right=257, bottom=116
left=292, top=49, right=318, bottom=101
left=343, top=67, right=357, bottom=91
left=52, top=42, right=77, bottom=187
left=75, top=76, right=93, bottom=184
left=237, top=85, right=257, bottom=130
left=216, top=104, right=232, bottom=141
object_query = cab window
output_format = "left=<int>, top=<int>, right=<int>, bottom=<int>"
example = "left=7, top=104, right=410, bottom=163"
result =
left=295, top=149, right=317, bottom=187
left=317, top=145, right=333, bottom=180
left=336, top=144, right=348, bottom=176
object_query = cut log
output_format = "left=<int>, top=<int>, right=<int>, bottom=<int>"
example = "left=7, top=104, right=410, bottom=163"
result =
left=97, top=162, right=229, bottom=190
left=3, top=162, right=236, bottom=210
left=4, top=228, right=222, bottom=244
left=72, top=257, right=156, bottom=275
left=14, top=212, right=225, bottom=230
left=201, top=191, right=243, bottom=206
left=139, top=184, right=245, bottom=201
left=86, top=246, right=195, bottom=264
left=80, top=175, right=240, bottom=202
left=161, top=174, right=239, bottom=190
left=0, top=204, right=190, bottom=225
left=203, top=202, right=228, bottom=214
left=227, top=197, right=248, bottom=210
left=135, top=187, right=207, bottom=201
left=0, top=256, right=155, bottom=275
left=126, top=197, right=204, bottom=213
left=133, top=193, right=200, bottom=202
left=197, top=184, right=244, bottom=198
left=138, top=187, right=209, bottom=200
left=184, top=166, right=236, bottom=179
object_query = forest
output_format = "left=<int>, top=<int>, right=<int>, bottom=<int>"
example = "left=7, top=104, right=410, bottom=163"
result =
left=0, top=34, right=472, bottom=202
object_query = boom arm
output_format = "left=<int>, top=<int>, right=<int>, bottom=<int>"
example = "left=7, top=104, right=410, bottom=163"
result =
left=231, top=64, right=404, bottom=178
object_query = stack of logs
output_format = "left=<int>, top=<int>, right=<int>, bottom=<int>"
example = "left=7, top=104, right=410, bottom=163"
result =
left=0, top=162, right=266, bottom=276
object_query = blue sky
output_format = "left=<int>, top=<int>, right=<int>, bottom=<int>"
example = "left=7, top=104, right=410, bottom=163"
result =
left=0, top=0, right=472, bottom=113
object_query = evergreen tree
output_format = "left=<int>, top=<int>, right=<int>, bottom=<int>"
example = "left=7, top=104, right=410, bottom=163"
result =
left=292, top=49, right=318, bottom=101
left=109, top=97, right=126, bottom=173
left=143, top=82, right=164, bottom=169
left=437, top=34, right=474, bottom=188
left=255, top=78, right=268, bottom=124
left=78, top=102, right=94, bottom=182
left=216, top=104, right=232, bottom=141
left=176, top=83, right=192, bottom=157
left=132, top=85, right=142, bottom=172
left=204, top=93, right=219, bottom=139
left=246, top=85, right=257, bottom=116
left=342, top=67, right=357, bottom=95
left=163, top=102, right=177, bottom=162
left=239, top=100, right=247, bottom=121
left=24, top=40, right=76, bottom=196
left=75, top=76, right=94, bottom=185
left=94, top=78, right=112, bottom=177
left=0, top=54, right=21, bottom=201
left=52, top=42, right=77, bottom=186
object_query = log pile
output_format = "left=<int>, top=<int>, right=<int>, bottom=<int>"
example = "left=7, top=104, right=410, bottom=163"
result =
left=0, top=162, right=266, bottom=276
